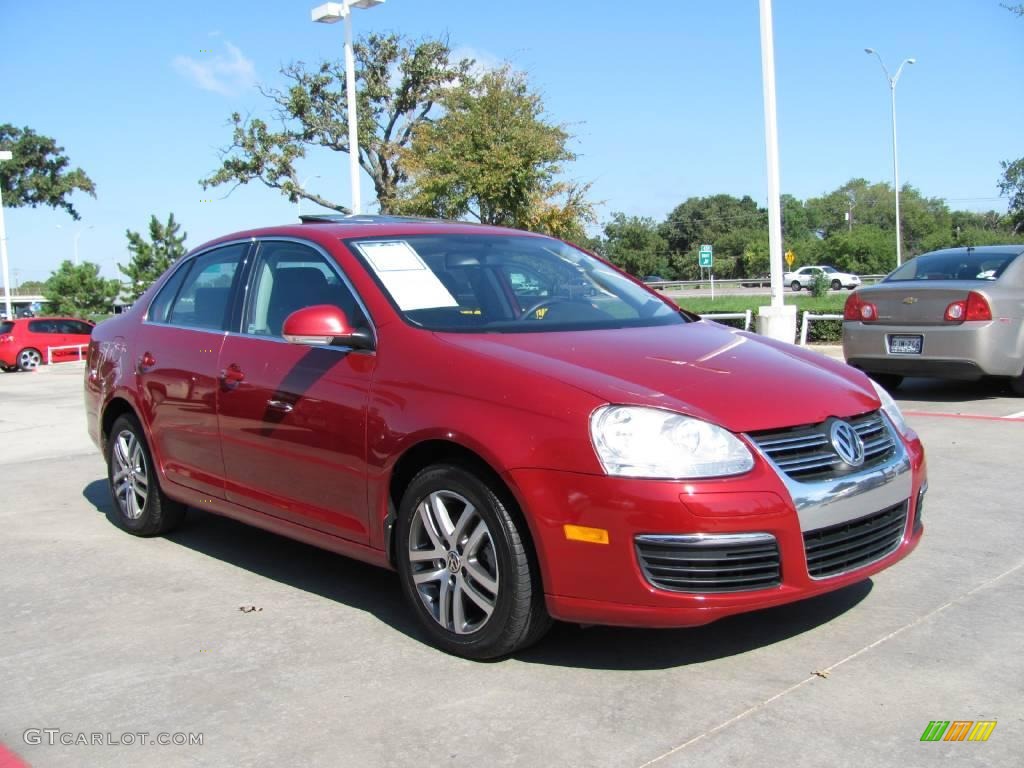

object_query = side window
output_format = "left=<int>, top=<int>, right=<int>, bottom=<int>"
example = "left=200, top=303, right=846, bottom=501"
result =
left=65, top=321, right=94, bottom=335
left=148, top=261, right=193, bottom=324
left=28, top=320, right=57, bottom=334
left=244, top=241, right=366, bottom=338
left=166, top=244, right=247, bottom=331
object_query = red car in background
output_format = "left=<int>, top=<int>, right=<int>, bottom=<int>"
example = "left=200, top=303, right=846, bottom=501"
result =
left=84, top=216, right=926, bottom=659
left=0, top=316, right=94, bottom=371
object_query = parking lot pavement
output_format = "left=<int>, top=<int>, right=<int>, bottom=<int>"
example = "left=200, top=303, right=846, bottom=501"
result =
left=1, top=364, right=1021, bottom=767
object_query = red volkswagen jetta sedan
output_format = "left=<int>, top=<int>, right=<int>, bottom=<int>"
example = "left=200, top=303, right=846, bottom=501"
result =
left=84, top=216, right=926, bottom=658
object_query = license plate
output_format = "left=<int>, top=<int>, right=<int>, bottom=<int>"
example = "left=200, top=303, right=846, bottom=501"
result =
left=888, top=334, right=922, bottom=355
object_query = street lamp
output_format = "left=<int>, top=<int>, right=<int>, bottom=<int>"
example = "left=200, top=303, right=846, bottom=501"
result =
left=56, top=224, right=94, bottom=266
left=311, top=0, right=385, bottom=216
left=0, top=150, right=12, bottom=321
left=865, top=48, right=915, bottom=267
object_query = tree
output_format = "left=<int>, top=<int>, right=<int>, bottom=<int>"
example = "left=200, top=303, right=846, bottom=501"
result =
left=816, top=225, right=896, bottom=275
left=44, top=262, right=120, bottom=317
left=600, top=213, right=669, bottom=277
left=0, top=125, right=96, bottom=220
left=396, top=66, right=595, bottom=237
left=806, top=178, right=948, bottom=256
left=201, top=34, right=472, bottom=213
left=660, top=195, right=767, bottom=259
left=120, top=214, right=188, bottom=301
left=17, top=280, right=46, bottom=294
left=998, top=157, right=1024, bottom=233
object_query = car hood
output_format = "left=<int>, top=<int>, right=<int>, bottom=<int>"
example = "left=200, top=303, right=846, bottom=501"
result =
left=434, top=321, right=879, bottom=433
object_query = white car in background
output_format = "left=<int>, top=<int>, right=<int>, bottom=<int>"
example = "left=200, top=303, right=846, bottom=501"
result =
left=784, top=265, right=861, bottom=291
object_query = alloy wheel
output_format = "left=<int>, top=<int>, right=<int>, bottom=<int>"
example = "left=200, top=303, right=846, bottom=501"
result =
left=112, top=429, right=150, bottom=520
left=407, top=490, right=500, bottom=635
left=18, top=349, right=41, bottom=370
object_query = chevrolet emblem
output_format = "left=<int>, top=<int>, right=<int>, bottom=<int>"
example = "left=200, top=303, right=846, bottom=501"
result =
left=902, top=297, right=918, bottom=304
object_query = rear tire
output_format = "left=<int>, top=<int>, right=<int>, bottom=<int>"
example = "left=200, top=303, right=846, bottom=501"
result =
left=396, top=464, right=550, bottom=659
left=790, top=281, right=801, bottom=292
left=16, top=347, right=42, bottom=371
left=869, top=373, right=904, bottom=391
left=1009, top=372, right=1024, bottom=397
left=105, top=414, right=186, bottom=536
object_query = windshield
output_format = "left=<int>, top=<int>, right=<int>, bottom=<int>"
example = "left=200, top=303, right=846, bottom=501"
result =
left=821, top=266, right=836, bottom=273
left=885, top=250, right=1020, bottom=282
left=347, top=234, right=686, bottom=333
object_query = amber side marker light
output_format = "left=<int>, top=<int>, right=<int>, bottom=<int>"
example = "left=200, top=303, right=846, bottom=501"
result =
left=564, top=525, right=610, bottom=544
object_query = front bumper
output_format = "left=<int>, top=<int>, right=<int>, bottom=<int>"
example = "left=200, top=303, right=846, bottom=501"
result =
left=843, top=319, right=1024, bottom=379
left=506, top=428, right=925, bottom=628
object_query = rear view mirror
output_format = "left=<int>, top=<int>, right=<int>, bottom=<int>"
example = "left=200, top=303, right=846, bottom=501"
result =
left=281, top=305, right=373, bottom=350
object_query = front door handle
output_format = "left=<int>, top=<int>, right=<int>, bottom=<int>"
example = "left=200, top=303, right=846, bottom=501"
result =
left=220, top=363, right=245, bottom=389
left=267, top=399, right=294, bottom=413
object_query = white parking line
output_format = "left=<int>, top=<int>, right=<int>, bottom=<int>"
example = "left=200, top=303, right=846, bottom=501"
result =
left=635, top=558, right=1024, bottom=767
left=1005, top=411, right=1024, bottom=419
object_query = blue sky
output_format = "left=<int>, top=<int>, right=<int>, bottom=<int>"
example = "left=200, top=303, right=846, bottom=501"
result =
left=3, top=0, right=1022, bottom=283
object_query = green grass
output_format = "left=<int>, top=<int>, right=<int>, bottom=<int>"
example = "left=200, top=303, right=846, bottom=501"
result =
left=675, top=293, right=848, bottom=342
left=676, top=293, right=847, bottom=314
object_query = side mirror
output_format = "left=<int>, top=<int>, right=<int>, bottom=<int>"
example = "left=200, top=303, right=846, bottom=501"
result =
left=281, top=304, right=374, bottom=350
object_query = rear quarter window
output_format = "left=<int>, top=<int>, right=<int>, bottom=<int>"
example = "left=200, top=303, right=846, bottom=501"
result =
left=0, top=321, right=14, bottom=334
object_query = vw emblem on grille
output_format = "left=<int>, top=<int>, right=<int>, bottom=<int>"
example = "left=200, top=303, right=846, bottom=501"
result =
left=830, top=421, right=865, bottom=467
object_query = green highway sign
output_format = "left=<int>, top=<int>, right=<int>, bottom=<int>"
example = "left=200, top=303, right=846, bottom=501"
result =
left=698, top=244, right=713, bottom=268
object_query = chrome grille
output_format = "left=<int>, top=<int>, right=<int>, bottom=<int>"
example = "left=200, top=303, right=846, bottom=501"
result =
left=635, top=533, right=780, bottom=593
left=803, top=502, right=907, bottom=579
left=749, top=411, right=896, bottom=482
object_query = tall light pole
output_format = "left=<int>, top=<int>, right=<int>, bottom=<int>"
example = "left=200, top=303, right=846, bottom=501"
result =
left=865, top=48, right=915, bottom=267
left=0, top=150, right=12, bottom=321
left=754, top=0, right=796, bottom=343
left=311, top=1, right=385, bottom=216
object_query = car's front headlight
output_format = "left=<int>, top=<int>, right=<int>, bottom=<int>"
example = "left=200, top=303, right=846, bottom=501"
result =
left=870, top=379, right=910, bottom=436
left=590, top=405, right=754, bottom=479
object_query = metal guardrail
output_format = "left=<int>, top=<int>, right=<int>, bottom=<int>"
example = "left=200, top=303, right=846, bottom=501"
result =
left=646, top=275, right=885, bottom=290
left=799, top=313, right=843, bottom=346
left=46, top=344, right=88, bottom=365
left=700, top=310, right=753, bottom=331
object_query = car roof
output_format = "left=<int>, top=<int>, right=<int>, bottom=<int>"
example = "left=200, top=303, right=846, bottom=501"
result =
left=193, top=215, right=548, bottom=254
left=919, top=245, right=1024, bottom=258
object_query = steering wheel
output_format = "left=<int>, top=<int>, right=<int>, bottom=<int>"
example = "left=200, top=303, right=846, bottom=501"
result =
left=520, top=297, right=568, bottom=319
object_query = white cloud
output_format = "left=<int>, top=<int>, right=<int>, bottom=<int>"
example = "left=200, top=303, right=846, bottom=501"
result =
left=173, top=42, right=256, bottom=96
left=450, top=46, right=504, bottom=78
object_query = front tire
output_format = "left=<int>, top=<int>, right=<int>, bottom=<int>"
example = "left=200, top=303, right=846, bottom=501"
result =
left=830, top=279, right=842, bottom=291
left=396, top=464, right=550, bottom=659
left=16, top=347, right=42, bottom=371
left=105, top=414, right=186, bottom=536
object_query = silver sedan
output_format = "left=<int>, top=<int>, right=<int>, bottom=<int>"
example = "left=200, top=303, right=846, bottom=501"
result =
left=842, top=245, right=1024, bottom=394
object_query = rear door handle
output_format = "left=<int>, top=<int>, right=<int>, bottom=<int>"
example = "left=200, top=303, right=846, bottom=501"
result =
left=220, top=363, right=245, bottom=389
left=267, top=399, right=294, bottom=413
